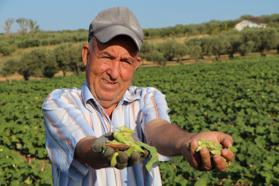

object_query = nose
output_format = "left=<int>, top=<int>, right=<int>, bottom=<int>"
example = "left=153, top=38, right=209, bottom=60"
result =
left=107, top=60, right=120, bottom=80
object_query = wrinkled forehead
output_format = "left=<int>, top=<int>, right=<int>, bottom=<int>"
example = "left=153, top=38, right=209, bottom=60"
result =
left=91, top=35, right=139, bottom=56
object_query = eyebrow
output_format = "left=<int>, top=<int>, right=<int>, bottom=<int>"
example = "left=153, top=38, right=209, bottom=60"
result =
left=96, top=51, right=115, bottom=57
left=120, top=56, right=134, bottom=60
left=98, top=50, right=135, bottom=59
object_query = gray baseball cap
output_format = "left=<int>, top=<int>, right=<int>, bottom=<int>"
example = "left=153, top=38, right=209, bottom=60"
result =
left=88, top=7, right=144, bottom=51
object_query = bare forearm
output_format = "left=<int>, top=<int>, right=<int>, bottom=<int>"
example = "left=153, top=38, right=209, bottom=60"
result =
left=144, top=119, right=196, bottom=156
left=74, top=136, right=110, bottom=169
left=145, top=120, right=235, bottom=172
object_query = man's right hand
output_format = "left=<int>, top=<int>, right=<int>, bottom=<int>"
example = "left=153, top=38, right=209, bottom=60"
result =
left=90, top=133, right=143, bottom=169
left=91, top=133, right=115, bottom=157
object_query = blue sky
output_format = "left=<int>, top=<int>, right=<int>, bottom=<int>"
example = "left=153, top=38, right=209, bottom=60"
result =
left=0, top=0, right=279, bottom=33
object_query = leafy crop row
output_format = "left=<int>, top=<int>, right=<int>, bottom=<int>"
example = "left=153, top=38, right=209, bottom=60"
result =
left=134, top=57, right=279, bottom=185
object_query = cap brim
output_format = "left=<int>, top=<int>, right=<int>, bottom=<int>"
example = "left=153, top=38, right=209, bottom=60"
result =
left=94, top=25, right=142, bottom=51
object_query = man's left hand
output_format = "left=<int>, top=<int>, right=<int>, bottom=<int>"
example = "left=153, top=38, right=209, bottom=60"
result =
left=181, top=131, right=235, bottom=171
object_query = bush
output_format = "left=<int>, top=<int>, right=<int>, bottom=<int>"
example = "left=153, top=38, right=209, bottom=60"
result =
left=0, top=41, right=16, bottom=56
left=53, top=43, right=83, bottom=76
left=18, top=49, right=58, bottom=80
left=17, top=39, right=40, bottom=48
left=186, top=45, right=202, bottom=60
left=0, top=59, right=19, bottom=76
left=257, top=28, right=279, bottom=54
left=224, top=31, right=242, bottom=58
left=145, top=50, right=166, bottom=66
left=199, top=36, right=231, bottom=60
left=157, top=39, right=187, bottom=62
left=141, top=42, right=156, bottom=57
left=239, top=41, right=255, bottom=56
left=42, top=53, right=57, bottom=78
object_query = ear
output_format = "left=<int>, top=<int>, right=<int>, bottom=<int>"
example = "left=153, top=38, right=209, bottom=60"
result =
left=135, top=56, right=142, bottom=70
left=82, top=43, right=89, bottom=66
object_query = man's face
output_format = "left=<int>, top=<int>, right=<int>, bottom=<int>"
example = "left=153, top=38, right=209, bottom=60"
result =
left=83, top=37, right=141, bottom=109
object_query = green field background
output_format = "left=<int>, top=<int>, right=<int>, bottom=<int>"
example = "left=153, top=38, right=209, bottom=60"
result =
left=0, top=56, right=278, bottom=185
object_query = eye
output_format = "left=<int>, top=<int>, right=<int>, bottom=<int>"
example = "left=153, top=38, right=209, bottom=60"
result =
left=121, top=57, right=134, bottom=65
left=124, top=59, right=132, bottom=64
left=101, top=54, right=111, bottom=59
left=99, top=53, right=113, bottom=61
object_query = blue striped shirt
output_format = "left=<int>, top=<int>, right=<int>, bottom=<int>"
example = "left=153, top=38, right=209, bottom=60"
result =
left=42, top=82, right=171, bottom=186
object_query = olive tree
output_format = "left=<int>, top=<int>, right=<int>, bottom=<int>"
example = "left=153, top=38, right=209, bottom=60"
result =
left=18, top=49, right=57, bottom=80
left=223, top=31, right=241, bottom=58
left=200, top=36, right=230, bottom=61
left=157, top=39, right=187, bottom=62
left=0, top=59, right=19, bottom=77
left=257, top=28, right=278, bottom=55
left=53, top=43, right=82, bottom=76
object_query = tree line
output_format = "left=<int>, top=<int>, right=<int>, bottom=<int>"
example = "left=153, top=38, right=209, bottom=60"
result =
left=142, top=27, right=279, bottom=65
left=0, top=30, right=87, bottom=56
left=1, top=43, right=83, bottom=80
left=1, top=14, right=279, bottom=80
left=1, top=27, right=279, bottom=80
left=1, top=14, right=279, bottom=57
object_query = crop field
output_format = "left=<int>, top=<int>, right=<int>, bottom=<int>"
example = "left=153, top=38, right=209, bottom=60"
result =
left=0, top=56, right=278, bottom=185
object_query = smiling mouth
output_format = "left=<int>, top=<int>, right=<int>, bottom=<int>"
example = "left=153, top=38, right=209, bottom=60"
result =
left=101, top=79, right=118, bottom=88
left=103, top=79, right=117, bottom=84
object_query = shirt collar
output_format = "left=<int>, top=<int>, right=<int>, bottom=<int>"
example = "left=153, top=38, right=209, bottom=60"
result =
left=81, top=81, right=141, bottom=106
left=122, top=86, right=141, bottom=103
left=81, top=81, right=95, bottom=106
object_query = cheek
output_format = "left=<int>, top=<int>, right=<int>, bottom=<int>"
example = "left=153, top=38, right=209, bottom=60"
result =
left=121, top=69, right=135, bottom=81
left=89, top=62, right=107, bottom=75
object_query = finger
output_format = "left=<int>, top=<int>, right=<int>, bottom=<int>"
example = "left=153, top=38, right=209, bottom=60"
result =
left=116, top=162, right=128, bottom=169
left=191, top=151, right=203, bottom=170
left=213, top=155, right=228, bottom=172
left=187, top=141, right=201, bottom=169
left=103, top=147, right=115, bottom=159
left=117, top=151, right=128, bottom=164
left=190, top=139, right=199, bottom=153
left=91, top=137, right=107, bottom=153
left=219, top=134, right=233, bottom=148
left=221, top=148, right=235, bottom=162
left=116, top=151, right=129, bottom=169
left=129, top=151, right=141, bottom=165
left=199, top=148, right=212, bottom=170
left=141, top=150, right=149, bottom=159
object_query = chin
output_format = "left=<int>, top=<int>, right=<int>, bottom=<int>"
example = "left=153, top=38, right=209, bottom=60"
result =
left=98, top=92, right=118, bottom=101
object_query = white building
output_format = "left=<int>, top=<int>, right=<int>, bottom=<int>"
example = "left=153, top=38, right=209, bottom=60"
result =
left=235, top=20, right=266, bottom=31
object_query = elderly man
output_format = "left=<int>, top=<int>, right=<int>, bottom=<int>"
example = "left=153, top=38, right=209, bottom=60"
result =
left=42, top=7, right=234, bottom=186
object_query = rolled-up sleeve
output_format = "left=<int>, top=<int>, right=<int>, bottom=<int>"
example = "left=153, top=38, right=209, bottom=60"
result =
left=42, top=89, right=94, bottom=174
left=139, top=87, right=171, bottom=161
left=141, top=87, right=170, bottom=124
